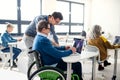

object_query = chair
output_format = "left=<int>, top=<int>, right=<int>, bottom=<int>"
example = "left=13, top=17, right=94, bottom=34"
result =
left=81, top=45, right=100, bottom=80
left=0, top=48, right=10, bottom=68
left=83, top=45, right=107, bottom=80
left=0, top=43, right=18, bottom=68
left=83, top=45, right=100, bottom=62
left=27, top=50, right=80, bottom=80
left=27, top=50, right=66, bottom=80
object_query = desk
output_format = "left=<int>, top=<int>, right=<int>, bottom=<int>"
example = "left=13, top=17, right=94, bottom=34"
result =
left=8, top=42, right=17, bottom=69
left=112, top=48, right=120, bottom=80
left=62, top=51, right=99, bottom=80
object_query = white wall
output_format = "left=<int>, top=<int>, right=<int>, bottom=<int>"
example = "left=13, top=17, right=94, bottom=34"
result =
left=91, top=0, right=120, bottom=39
left=42, top=0, right=56, bottom=15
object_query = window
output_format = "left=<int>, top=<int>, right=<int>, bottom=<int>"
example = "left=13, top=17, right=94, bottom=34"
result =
left=56, top=0, right=84, bottom=34
left=55, top=25, right=69, bottom=33
left=71, top=25, right=83, bottom=33
left=71, top=3, right=84, bottom=23
left=0, top=0, right=17, bottom=20
left=0, top=24, right=18, bottom=33
left=0, top=0, right=41, bottom=35
left=56, top=1, right=69, bottom=22
left=21, top=0, right=40, bottom=20
left=21, top=25, right=29, bottom=33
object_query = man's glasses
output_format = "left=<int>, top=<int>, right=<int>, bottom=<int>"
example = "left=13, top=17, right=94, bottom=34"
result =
left=53, top=18, right=60, bottom=24
left=55, top=20, right=60, bottom=24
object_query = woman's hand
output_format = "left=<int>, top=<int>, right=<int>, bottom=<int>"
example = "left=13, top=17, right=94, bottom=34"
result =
left=70, top=47, right=76, bottom=53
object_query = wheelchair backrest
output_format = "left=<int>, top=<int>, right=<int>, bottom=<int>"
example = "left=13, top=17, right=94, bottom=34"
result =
left=28, top=50, right=44, bottom=69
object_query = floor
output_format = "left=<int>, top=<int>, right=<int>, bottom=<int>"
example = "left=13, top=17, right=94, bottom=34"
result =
left=0, top=40, right=120, bottom=80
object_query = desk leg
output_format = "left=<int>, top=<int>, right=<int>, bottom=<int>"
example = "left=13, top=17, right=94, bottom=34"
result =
left=112, top=49, right=118, bottom=80
left=67, top=63, right=72, bottom=80
left=92, top=57, right=96, bottom=80
left=10, top=45, right=13, bottom=69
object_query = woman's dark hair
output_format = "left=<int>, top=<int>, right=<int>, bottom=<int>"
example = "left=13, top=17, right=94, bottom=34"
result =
left=52, top=12, right=63, bottom=20
left=81, top=30, right=86, bottom=38
left=37, top=20, right=50, bottom=32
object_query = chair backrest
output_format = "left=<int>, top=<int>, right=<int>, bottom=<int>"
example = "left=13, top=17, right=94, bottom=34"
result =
left=28, top=50, right=43, bottom=69
left=84, top=45, right=100, bottom=60
left=73, top=38, right=85, bottom=53
left=84, top=45, right=99, bottom=52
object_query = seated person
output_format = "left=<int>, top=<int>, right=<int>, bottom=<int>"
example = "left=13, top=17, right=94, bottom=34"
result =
left=87, top=25, right=120, bottom=71
left=32, top=21, right=83, bottom=80
left=0, top=23, right=22, bottom=67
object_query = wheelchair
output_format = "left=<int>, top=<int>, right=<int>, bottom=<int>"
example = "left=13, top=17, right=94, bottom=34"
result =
left=27, top=50, right=80, bottom=80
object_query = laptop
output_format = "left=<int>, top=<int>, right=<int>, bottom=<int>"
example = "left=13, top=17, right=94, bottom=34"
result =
left=73, top=38, right=84, bottom=54
left=113, top=36, right=120, bottom=45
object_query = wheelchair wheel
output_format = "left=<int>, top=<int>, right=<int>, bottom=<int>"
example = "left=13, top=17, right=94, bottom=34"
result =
left=27, top=61, right=38, bottom=79
left=29, top=67, right=66, bottom=80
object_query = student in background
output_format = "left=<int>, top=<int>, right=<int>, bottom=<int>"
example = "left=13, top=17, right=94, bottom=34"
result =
left=87, top=25, right=120, bottom=71
left=0, top=23, right=22, bottom=67
left=32, top=21, right=83, bottom=80
left=81, top=30, right=87, bottom=38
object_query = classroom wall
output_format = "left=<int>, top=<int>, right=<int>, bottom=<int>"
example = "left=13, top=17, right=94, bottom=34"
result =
left=91, top=0, right=120, bottom=39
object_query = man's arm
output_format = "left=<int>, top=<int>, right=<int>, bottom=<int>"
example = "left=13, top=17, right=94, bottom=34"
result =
left=33, top=37, right=72, bottom=59
left=2, top=33, right=17, bottom=42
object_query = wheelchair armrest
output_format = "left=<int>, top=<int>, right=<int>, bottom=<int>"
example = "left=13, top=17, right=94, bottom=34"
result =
left=28, top=50, right=38, bottom=54
left=28, top=50, right=36, bottom=54
left=29, top=47, right=32, bottom=49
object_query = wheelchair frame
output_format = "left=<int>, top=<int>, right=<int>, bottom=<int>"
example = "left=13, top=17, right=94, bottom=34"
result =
left=27, top=50, right=80, bottom=80
left=27, top=50, right=66, bottom=80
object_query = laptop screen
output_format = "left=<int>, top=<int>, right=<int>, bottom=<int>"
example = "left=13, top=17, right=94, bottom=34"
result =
left=73, top=38, right=84, bottom=53
left=113, top=36, right=120, bottom=45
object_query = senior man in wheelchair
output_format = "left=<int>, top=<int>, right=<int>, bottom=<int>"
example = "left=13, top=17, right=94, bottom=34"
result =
left=32, top=20, right=83, bottom=80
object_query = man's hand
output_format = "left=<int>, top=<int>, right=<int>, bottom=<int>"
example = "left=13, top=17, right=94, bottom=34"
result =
left=17, top=38, right=22, bottom=41
left=65, top=46, right=71, bottom=50
left=70, top=47, right=76, bottom=53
